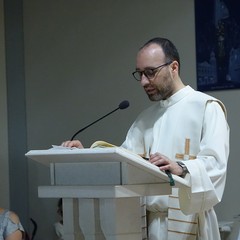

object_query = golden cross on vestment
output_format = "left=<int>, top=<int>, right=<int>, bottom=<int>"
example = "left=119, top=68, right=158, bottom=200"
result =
left=175, top=138, right=196, bottom=160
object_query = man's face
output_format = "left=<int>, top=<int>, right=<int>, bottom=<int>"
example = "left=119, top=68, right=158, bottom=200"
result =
left=135, top=44, right=175, bottom=101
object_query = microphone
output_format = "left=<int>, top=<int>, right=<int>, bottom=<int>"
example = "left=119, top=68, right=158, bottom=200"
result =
left=70, top=100, right=130, bottom=140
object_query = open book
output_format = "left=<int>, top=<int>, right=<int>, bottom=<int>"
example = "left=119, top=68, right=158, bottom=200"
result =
left=90, top=140, right=117, bottom=149
left=90, top=141, right=145, bottom=158
left=90, top=140, right=146, bottom=159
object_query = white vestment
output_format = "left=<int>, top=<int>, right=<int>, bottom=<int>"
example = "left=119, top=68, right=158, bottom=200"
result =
left=121, top=86, right=229, bottom=240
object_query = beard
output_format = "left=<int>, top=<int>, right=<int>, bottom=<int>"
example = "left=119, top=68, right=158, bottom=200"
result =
left=146, top=84, right=173, bottom=101
left=144, top=70, right=175, bottom=101
left=147, top=92, right=164, bottom=101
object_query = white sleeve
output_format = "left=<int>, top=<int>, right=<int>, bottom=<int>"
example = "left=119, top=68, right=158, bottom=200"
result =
left=179, top=101, right=229, bottom=214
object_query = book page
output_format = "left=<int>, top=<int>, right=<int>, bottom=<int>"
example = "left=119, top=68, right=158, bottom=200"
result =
left=90, top=140, right=116, bottom=148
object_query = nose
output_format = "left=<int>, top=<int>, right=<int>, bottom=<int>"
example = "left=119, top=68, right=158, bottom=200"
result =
left=140, top=73, right=150, bottom=86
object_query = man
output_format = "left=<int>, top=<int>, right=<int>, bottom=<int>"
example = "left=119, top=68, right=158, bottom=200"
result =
left=62, top=37, right=229, bottom=240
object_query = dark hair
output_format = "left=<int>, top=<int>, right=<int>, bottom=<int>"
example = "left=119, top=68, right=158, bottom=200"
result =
left=141, top=37, right=180, bottom=73
left=57, top=198, right=62, bottom=208
left=57, top=198, right=63, bottom=217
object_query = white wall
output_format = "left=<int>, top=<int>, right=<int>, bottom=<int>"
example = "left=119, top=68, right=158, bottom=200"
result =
left=14, top=0, right=239, bottom=239
left=0, top=0, right=10, bottom=208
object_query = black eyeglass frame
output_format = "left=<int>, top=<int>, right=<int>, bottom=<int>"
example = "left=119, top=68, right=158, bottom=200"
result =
left=132, top=61, right=173, bottom=81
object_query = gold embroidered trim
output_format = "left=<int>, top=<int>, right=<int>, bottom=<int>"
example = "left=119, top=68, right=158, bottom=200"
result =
left=168, top=229, right=197, bottom=236
left=168, top=218, right=198, bottom=224
left=168, top=207, right=181, bottom=211
left=175, top=138, right=196, bottom=160
left=169, top=195, right=179, bottom=199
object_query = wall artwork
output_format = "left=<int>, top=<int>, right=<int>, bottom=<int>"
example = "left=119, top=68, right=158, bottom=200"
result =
left=195, top=0, right=240, bottom=91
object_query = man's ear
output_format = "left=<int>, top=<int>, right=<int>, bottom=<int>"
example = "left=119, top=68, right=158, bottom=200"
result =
left=171, top=61, right=179, bottom=72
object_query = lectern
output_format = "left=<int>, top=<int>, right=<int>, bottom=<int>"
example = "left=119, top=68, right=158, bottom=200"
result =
left=26, top=146, right=189, bottom=240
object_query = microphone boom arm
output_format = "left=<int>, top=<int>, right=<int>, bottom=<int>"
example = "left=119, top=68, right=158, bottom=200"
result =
left=70, top=107, right=120, bottom=141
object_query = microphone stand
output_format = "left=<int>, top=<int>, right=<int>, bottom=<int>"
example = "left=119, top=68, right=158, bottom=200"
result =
left=70, top=107, right=121, bottom=140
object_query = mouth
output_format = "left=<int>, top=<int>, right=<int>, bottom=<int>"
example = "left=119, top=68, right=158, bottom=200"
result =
left=145, top=87, right=157, bottom=95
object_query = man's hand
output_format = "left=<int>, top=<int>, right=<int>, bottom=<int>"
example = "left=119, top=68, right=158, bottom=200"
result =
left=149, top=152, right=183, bottom=176
left=61, top=140, right=84, bottom=148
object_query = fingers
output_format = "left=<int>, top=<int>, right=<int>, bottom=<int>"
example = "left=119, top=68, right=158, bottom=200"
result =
left=61, top=140, right=84, bottom=148
left=149, top=153, right=171, bottom=171
left=149, top=152, right=184, bottom=175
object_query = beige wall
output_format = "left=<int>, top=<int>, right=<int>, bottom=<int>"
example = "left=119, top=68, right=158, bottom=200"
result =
left=0, top=0, right=10, bottom=208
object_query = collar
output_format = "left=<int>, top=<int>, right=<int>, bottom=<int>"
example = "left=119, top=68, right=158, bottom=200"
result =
left=159, top=85, right=193, bottom=108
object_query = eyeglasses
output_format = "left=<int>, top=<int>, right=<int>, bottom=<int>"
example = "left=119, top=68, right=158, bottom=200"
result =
left=132, top=61, right=172, bottom=81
